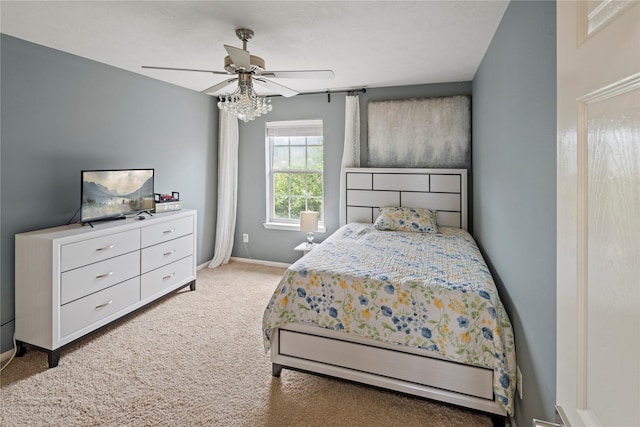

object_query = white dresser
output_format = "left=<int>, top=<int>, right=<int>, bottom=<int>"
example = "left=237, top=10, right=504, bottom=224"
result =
left=14, top=209, right=197, bottom=367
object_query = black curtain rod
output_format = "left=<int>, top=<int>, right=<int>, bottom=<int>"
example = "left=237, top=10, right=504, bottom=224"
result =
left=267, top=88, right=366, bottom=102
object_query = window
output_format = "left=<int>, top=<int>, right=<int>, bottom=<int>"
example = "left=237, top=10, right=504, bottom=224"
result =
left=265, top=120, right=324, bottom=230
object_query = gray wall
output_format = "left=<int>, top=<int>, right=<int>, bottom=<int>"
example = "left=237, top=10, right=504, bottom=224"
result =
left=232, top=82, right=471, bottom=264
left=0, top=35, right=218, bottom=353
left=472, top=0, right=556, bottom=425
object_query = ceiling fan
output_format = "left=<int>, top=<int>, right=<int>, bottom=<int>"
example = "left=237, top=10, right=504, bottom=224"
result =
left=142, top=28, right=335, bottom=98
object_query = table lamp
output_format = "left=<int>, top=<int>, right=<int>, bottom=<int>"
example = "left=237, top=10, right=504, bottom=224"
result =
left=300, top=211, right=319, bottom=245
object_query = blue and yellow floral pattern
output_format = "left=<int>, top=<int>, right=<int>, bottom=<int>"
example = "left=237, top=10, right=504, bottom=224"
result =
left=262, top=223, right=516, bottom=415
left=373, top=206, right=438, bottom=233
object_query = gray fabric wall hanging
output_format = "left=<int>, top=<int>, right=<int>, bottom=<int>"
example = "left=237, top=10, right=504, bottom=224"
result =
left=367, top=96, right=471, bottom=168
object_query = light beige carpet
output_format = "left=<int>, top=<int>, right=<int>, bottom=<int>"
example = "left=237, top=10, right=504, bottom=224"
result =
left=1, top=261, right=492, bottom=426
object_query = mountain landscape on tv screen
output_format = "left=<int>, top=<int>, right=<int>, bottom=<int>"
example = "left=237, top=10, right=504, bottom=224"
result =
left=82, top=177, right=154, bottom=221
left=83, top=178, right=153, bottom=201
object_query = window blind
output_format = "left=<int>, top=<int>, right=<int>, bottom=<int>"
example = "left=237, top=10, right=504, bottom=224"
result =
left=267, top=120, right=323, bottom=137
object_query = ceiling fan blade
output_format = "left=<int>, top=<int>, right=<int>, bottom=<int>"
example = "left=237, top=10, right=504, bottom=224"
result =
left=142, top=65, right=229, bottom=75
left=253, top=78, right=298, bottom=98
left=261, top=70, right=335, bottom=79
left=224, top=45, right=251, bottom=70
left=201, top=78, right=238, bottom=95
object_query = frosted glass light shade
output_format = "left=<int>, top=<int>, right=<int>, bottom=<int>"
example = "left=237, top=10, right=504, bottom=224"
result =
left=300, top=211, right=319, bottom=232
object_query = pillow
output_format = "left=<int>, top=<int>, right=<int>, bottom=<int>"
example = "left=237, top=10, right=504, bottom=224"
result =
left=373, top=206, right=438, bottom=233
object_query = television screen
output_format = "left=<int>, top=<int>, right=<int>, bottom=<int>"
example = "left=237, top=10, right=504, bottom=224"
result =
left=81, top=169, right=155, bottom=224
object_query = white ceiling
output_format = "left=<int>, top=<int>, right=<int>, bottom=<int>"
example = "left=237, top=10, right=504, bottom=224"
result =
left=0, top=1, right=509, bottom=96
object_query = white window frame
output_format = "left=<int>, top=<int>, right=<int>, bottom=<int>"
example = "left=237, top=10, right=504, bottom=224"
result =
left=263, top=120, right=326, bottom=232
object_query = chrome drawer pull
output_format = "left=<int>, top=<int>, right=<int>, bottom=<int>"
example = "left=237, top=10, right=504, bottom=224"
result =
left=96, top=245, right=114, bottom=252
left=162, top=272, right=176, bottom=280
left=163, top=250, right=177, bottom=256
left=95, top=271, right=114, bottom=279
left=95, top=300, right=113, bottom=309
left=163, top=228, right=176, bottom=235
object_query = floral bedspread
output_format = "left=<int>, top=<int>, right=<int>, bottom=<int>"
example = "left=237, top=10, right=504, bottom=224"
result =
left=262, top=223, right=516, bottom=415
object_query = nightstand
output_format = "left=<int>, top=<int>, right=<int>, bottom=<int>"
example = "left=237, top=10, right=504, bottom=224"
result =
left=294, top=242, right=318, bottom=256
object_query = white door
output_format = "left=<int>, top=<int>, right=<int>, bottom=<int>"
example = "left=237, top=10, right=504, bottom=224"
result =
left=557, top=1, right=639, bottom=426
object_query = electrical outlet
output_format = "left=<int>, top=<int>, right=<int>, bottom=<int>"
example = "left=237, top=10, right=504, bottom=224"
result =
left=242, top=233, right=249, bottom=243
left=517, top=365, right=523, bottom=399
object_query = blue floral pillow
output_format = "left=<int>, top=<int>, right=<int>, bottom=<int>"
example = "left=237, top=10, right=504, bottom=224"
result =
left=373, top=207, right=438, bottom=233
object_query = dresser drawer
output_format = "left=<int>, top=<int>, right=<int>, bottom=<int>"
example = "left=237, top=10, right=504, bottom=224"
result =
left=140, top=256, right=194, bottom=300
left=141, top=234, right=194, bottom=274
left=60, top=277, right=140, bottom=338
left=141, top=217, right=193, bottom=248
left=61, top=229, right=140, bottom=272
left=61, top=251, right=140, bottom=305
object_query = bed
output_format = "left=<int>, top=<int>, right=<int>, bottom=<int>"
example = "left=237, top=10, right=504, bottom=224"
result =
left=262, top=168, right=516, bottom=424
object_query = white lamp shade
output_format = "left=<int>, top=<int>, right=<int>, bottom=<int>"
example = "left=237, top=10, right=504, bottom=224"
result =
left=300, top=211, right=319, bottom=232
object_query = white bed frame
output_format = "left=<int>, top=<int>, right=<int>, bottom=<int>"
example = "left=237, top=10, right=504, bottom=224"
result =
left=270, top=168, right=507, bottom=424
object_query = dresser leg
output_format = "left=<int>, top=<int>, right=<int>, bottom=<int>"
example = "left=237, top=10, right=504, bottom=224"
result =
left=16, top=341, right=27, bottom=357
left=48, top=350, right=60, bottom=368
left=272, top=363, right=283, bottom=377
left=491, top=414, right=506, bottom=427
left=189, top=280, right=196, bottom=291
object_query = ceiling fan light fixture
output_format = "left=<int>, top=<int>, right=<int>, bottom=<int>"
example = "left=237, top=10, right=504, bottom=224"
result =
left=217, top=76, right=272, bottom=122
left=144, top=27, right=332, bottom=121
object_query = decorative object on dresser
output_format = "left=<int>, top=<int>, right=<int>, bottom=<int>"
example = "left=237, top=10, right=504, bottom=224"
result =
left=14, top=209, right=197, bottom=368
left=154, top=191, right=182, bottom=213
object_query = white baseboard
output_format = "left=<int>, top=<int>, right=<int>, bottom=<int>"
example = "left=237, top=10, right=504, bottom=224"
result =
left=199, top=257, right=290, bottom=270
left=229, top=256, right=290, bottom=268
left=1, top=347, right=16, bottom=365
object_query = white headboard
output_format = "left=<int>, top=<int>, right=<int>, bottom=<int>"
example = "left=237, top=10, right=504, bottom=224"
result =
left=341, top=168, right=468, bottom=230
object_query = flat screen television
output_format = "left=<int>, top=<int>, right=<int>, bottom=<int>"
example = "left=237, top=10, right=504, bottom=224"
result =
left=80, top=169, right=155, bottom=224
